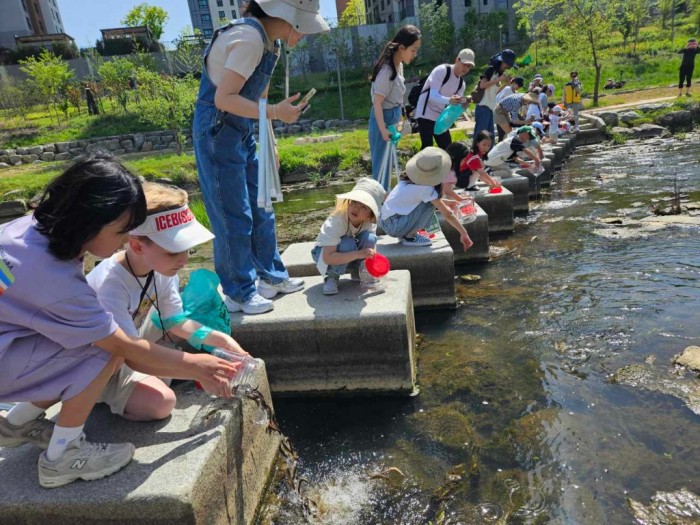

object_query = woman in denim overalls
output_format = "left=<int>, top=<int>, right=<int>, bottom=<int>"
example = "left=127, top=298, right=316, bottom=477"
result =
left=193, top=0, right=327, bottom=315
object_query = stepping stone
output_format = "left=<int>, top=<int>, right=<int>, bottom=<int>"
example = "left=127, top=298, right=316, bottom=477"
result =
left=280, top=233, right=457, bottom=310
left=230, top=271, right=417, bottom=395
left=499, top=174, right=529, bottom=214
left=473, top=186, right=514, bottom=233
left=576, top=128, right=605, bottom=145
left=515, top=168, right=550, bottom=197
left=438, top=203, right=489, bottom=263
left=551, top=145, right=565, bottom=166
left=0, top=368, right=280, bottom=525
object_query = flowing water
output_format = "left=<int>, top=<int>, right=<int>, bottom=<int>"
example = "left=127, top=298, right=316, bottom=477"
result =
left=258, top=134, right=700, bottom=524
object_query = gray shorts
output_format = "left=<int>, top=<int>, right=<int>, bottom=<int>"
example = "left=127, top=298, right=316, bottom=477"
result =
left=98, top=364, right=149, bottom=416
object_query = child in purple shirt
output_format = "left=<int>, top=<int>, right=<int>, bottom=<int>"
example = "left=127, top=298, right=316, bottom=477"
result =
left=0, top=154, right=236, bottom=488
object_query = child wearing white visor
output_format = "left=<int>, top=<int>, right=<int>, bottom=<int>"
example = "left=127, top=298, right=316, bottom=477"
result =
left=87, top=183, right=250, bottom=421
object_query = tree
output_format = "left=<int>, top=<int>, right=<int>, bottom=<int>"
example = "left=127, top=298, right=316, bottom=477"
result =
left=98, top=58, right=135, bottom=114
left=121, top=3, right=169, bottom=41
left=19, top=49, right=74, bottom=123
left=517, top=0, right=615, bottom=106
left=289, top=39, right=310, bottom=81
left=339, top=0, right=366, bottom=27
left=657, top=0, right=674, bottom=29
left=418, top=2, right=455, bottom=64
left=460, top=10, right=507, bottom=55
left=137, top=73, right=199, bottom=154
left=171, top=26, right=206, bottom=75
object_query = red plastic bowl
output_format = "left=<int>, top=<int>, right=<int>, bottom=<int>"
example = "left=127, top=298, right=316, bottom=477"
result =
left=489, top=186, right=503, bottom=194
left=365, top=253, right=391, bottom=277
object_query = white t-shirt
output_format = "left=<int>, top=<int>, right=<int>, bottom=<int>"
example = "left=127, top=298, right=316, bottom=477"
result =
left=314, top=212, right=376, bottom=275
left=86, top=252, right=183, bottom=339
left=548, top=114, right=560, bottom=135
left=381, top=181, right=438, bottom=220
left=477, top=66, right=502, bottom=110
left=496, top=85, right=514, bottom=103
left=526, top=103, right=541, bottom=121
left=415, top=64, right=466, bottom=121
left=205, top=20, right=276, bottom=86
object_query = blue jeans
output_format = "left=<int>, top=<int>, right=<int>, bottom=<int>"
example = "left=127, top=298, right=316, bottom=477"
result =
left=473, top=104, right=495, bottom=139
left=369, top=105, right=401, bottom=188
left=379, top=201, right=435, bottom=240
left=311, top=230, right=377, bottom=278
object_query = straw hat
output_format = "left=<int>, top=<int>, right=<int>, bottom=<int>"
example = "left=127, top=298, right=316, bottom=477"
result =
left=258, top=0, right=329, bottom=34
left=336, top=178, right=386, bottom=219
left=405, top=147, right=451, bottom=187
left=522, top=92, right=540, bottom=105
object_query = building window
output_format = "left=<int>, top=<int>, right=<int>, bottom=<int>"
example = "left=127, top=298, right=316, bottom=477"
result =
left=231, top=9, right=237, bottom=17
left=199, top=0, right=208, bottom=7
left=202, top=13, right=211, bottom=22
left=203, top=28, right=213, bottom=36
left=465, top=0, right=472, bottom=5
left=218, top=10, right=225, bottom=18
left=483, top=0, right=488, bottom=4
left=217, top=0, right=223, bottom=5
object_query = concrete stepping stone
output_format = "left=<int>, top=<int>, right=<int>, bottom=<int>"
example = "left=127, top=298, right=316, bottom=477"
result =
left=515, top=167, right=550, bottom=197
left=0, top=368, right=280, bottom=525
left=473, top=186, right=514, bottom=233
left=230, top=270, right=417, bottom=395
left=438, top=203, right=489, bottom=263
left=280, top=233, right=457, bottom=310
left=499, top=174, right=529, bottom=214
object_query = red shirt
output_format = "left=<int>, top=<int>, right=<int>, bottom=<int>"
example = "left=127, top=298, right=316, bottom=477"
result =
left=460, top=152, right=484, bottom=173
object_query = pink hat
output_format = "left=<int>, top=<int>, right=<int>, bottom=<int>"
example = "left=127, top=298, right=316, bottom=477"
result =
left=130, top=204, right=214, bottom=252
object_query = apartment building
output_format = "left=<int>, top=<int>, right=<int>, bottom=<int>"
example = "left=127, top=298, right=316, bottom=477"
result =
left=0, top=0, right=65, bottom=49
left=187, top=0, right=245, bottom=38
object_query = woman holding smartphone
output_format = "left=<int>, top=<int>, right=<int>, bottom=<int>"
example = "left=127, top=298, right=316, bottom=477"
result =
left=193, top=0, right=328, bottom=315
left=368, top=25, right=422, bottom=190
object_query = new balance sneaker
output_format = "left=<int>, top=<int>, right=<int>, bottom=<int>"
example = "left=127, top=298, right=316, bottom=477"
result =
left=224, top=293, right=274, bottom=315
left=257, top=278, right=305, bottom=299
left=38, top=434, right=135, bottom=488
left=0, top=412, right=53, bottom=450
left=402, top=233, right=432, bottom=247
left=323, top=276, right=339, bottom=295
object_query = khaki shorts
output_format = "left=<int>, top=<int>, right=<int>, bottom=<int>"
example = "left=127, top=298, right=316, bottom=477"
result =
left=494, top=105, right=511, bottom=131
left=98, top=364, right=149, bottom=416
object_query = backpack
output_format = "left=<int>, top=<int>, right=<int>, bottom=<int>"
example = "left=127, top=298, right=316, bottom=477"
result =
left=407, top=65, right=463, bottom=113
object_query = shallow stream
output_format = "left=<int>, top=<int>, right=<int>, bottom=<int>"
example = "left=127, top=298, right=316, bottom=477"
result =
left=259, top=135, right=700, bottom=525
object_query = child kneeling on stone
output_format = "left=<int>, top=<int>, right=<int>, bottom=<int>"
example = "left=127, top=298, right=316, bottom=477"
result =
left=87, top=182, right=250, bottom=421
left=312, top=178, right=386, bottom=296
left=379, top=147, right=473, bottom=252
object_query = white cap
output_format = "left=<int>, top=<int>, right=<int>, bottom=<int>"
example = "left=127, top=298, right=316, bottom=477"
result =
left=458, top=48, right=476, bottom=66
left=130, top=204, right=214, bottom=252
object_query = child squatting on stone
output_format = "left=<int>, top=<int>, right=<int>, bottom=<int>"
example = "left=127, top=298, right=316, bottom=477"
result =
left=311, top=178, right=386, bottom=295
left=86, top=182, right=251, bottom=422
left=0, top=155, right=237, bottom=488
left=379, top=147, right=474, bottom=252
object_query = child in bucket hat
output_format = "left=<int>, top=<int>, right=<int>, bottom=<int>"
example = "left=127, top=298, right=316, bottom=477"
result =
left=87, top=182, right=250, bottom=421
left=379, top=147, right=473, bottom=252
left=312, top=178, right=387, bottom=295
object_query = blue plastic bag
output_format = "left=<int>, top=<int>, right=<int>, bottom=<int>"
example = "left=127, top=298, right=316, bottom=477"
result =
left=434, top=104, right=464, bottom=135
left=180, top=269, right=231, bottom=334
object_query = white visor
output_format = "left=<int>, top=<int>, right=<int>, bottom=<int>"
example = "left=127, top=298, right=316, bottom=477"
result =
left=130, top=205, right=214, bottom=252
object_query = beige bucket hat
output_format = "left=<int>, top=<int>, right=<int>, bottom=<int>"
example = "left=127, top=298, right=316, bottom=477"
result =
left=258, top=0, right=329, bottom=34
left=405, top=147, right=451, bottom=187
left=336, top=177, right=386, bottom=219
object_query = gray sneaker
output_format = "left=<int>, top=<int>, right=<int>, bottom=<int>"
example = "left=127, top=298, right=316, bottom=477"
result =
left=0, top=412, right=53, bottom=450
left=38, top=434, right=135, bottom=488
left=323, top=276, right=339, bottom=295
left=224, top=293, right=274, bottom=315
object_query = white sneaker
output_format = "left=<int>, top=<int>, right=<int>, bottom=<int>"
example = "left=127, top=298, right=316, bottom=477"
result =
left=257, top=278, right=305, bottom=299
left=0, top=412, right=53, bottom=450
left=322, top=276, right=339, bottom=295
left=224, top=293, right=273, bottom=315
left=38, top=434, right=134, bottom=488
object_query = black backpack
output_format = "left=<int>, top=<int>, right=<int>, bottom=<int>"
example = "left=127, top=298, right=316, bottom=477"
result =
left=407, top=65, right=463, bottom=111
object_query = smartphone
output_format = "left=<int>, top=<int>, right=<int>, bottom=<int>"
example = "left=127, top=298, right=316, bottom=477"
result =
left=299, top=88, right=316, bottom=115
left=460, top=96, right=469, bottom=104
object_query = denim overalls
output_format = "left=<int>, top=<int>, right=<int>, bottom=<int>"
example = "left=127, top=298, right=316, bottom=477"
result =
left=193, top=18, right=289, bottom=304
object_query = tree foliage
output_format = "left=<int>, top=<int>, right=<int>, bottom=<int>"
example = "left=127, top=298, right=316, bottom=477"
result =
left=339, top=0, right=367, bottom=27
left=98, top=58, right=135, bottom=114
left=121, top=2, right=169, bottom=41
left=460, top=10, right=508, bottom=55
left=418, top=1, right=455, bottom=64
left=517, top=0, right=616, bottom=106
left=19, top=49, right=74, bottom=123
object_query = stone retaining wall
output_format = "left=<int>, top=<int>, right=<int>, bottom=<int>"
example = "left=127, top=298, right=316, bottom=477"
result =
left=0, top=118, right=368, bottom=169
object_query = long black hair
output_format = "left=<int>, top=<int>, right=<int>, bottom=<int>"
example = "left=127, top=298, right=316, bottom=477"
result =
left=470, top=130, right=493, bottom=156
left=34, top=153, right=146, bottom=260
left=371, top=25, right=421, bottom=82
left=244, top=0, right=269, bottom=19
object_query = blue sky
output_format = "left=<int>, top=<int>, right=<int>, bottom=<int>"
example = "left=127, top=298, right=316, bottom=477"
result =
left=57, top=0, right=338, bottom=48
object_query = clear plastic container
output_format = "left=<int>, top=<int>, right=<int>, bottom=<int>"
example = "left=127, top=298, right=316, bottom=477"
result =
left=210, top=347, right=260, bottom=391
